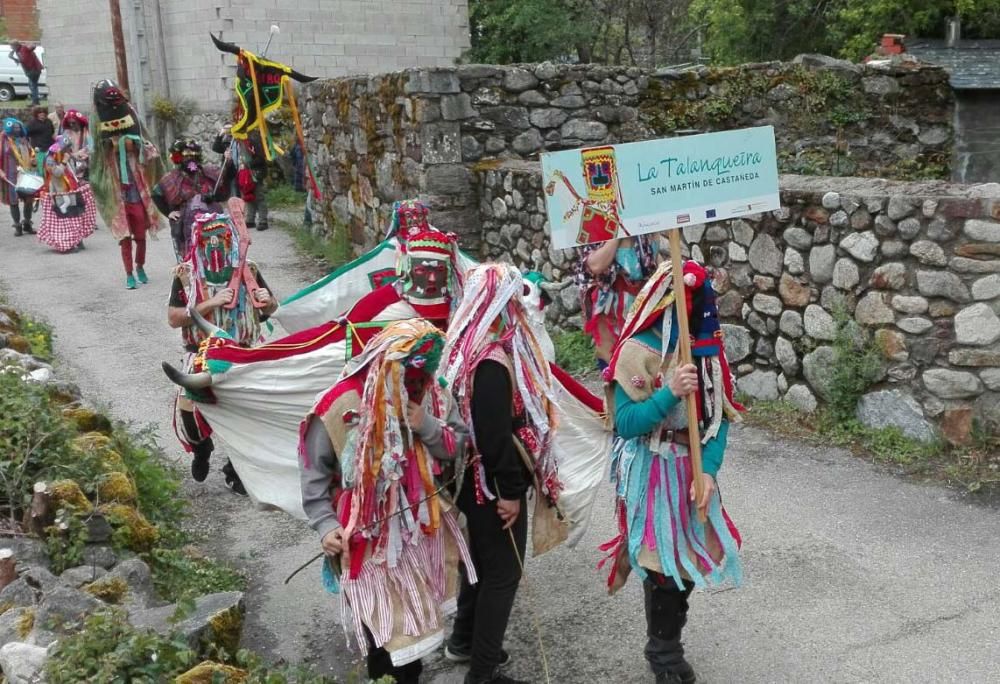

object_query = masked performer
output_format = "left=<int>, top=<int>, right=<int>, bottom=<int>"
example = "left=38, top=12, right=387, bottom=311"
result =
left=440, top=263, right=560, bottom=684
left=89, top=79, right=164, bottom=290
left=152, top=138, right=229, bottom=260
left=0, top=118, right=38, bottom=237
left=61, top=109, right=91, bottom=180
left=167, top=208, right=276, bottom=493
left=37, top=136, right=97, bottom=252
left=162, top=202, right=463, bottom=510
left=602, top=259, right=744, bottom=684
left=300, top=319, right=473, bottom=684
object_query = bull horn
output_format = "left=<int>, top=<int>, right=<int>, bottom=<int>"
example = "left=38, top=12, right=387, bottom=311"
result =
left=289, top=69, right=318, bottom=84
left=210, top=32, right=241, bottom=56
left=190, top=305, right=224, bottom=337
left=162, top=362, right=214, bottom=390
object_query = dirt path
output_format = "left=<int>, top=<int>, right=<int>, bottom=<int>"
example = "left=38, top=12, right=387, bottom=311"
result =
left=3, top=215, right=1000, bottom=683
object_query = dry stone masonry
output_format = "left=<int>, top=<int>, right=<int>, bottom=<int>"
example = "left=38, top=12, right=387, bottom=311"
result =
left=304, top=56, right=953, bottom=250
left=477, top=169, right=1000, bottom=443
left=302, top=58, right=1000, bottom=441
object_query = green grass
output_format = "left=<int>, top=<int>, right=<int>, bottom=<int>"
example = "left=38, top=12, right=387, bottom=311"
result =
left=743, top=399, right=1000, bottom=495
left=266, top=182, right=307, bottom=209
left=279, top=216, right=354, bottom=271
left=553, top=329, right=596, bottom=376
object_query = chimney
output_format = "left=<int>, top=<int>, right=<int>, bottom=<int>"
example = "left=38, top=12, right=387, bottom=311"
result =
left=877, top=34, right=906, bottom=56
left=947, top=17, right=961, bottom=47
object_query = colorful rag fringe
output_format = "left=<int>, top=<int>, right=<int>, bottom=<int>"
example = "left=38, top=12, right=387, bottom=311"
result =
left=442, top=263, right=561, bottom=505
left=310, top=320, right=476, bottom=660
left=602, top=437, right=742, bottom=590
left=600, top=258, right=745, bottom=590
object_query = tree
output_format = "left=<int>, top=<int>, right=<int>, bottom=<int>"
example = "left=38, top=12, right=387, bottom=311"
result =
left=467, top=0, right=600, bottom=63
left=691, top=0, right=1000, bottom=65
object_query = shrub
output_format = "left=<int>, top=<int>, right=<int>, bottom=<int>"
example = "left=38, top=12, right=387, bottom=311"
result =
left=826, top=308, right=882, bottom=423
left=553, top=329, right=596, bottom=375
left=148, top=547, right=246, bottom=604
left=46, top=610, right=197, bottom=683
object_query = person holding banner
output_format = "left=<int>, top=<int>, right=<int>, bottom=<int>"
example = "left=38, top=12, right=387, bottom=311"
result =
left=601, top=259, right=744, bottom=684
left=574, top=234, right=658, bottom=367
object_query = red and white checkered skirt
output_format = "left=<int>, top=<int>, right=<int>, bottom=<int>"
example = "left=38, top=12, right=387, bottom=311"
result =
left=37, top=184, right=98, bottom=252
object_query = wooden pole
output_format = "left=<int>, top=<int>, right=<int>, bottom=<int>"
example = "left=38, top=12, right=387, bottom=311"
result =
left=667, top=229, right=707, bottom=522
left=109, top=0, right=131, bottom=96
left=0, top=549, right=16, bottom=592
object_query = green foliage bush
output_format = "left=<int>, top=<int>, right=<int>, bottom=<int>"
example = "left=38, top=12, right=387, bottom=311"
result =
left=0, top=371, right=77, bottom=523
left=826, top=308, right=883, bottom=424
left=553, top=330, right=596, bottom=375
left=148, top=548, right=245, bottom=604
left=46, top=610, right=197, bottom=683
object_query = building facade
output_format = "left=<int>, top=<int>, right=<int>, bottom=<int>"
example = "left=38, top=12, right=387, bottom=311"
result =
left=37, top=0, right=470, bottom=118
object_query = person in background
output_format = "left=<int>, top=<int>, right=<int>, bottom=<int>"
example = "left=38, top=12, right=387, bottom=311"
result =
left=26, top=106, right=55, bottom=165
left=573, top=235, right=658, bottom=368
left=48, top=103, right=66, bottom=134
left=0, top=118, right=38, bottom=236
left=8, top=41, right=43, bottom=106
left=212, top=123, right=268, bottom=230
left=61, top=109, right=91, bottom=180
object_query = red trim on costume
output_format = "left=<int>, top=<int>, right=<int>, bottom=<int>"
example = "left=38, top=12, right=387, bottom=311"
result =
left=549, top=362, right=604, bottom=414
left=206, top=284, right=404, bottom=365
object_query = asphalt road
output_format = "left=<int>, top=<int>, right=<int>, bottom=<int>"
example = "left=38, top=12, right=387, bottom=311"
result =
left=2, top=216, right=998, bottom=684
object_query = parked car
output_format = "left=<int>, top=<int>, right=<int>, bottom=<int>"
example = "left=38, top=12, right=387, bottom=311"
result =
left=0, top=44, right=49, bottom=102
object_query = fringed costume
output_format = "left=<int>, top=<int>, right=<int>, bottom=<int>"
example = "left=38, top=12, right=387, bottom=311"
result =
left=89, top=79, right=164, bottom=288
left=168, top=207, right=273, bottom=493
left=441, top=263, right=561, bottom=684
left=573, top=235, right=657, bottom=364
left=152, top=138, right=226, bottom=260
left=299, top=320, right=474, bottom=682
left=37, top=136, right=96, bottom=252
left=0, top=118, right=39, bottom=236
left=602, top=259, right=744, bottom=684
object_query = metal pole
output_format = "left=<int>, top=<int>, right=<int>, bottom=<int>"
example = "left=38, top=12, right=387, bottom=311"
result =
left=109, top=0, right=131, bottom=95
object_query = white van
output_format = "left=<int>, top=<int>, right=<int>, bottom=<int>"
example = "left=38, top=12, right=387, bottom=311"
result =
left=0, top=44, right=49, bottom=102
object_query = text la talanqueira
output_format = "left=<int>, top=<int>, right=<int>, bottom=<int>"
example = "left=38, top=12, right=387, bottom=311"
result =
left=639, top=150, right=763, bottom=195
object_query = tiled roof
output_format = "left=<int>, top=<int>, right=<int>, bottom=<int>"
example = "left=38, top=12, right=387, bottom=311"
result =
left=909, top=39, right=1000, bottom=89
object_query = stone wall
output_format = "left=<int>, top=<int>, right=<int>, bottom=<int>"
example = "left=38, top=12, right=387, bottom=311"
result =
left=305, top=56, right=954, bottom=255
left=477, top=163, right=1000, bottom=442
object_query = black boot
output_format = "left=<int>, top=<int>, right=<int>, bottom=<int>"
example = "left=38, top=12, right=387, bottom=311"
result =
left=221, top=460, right=247, bottom=496
left=644, top=574, right=696, bottom=684
left=21, top=219, right=34, bottom=234
left=13, top=222, right=22, bottom=237
left=190, top=437, right=214, bottom=482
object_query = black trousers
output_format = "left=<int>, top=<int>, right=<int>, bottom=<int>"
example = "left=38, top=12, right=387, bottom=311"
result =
left=643, top=571, right=695, bottom=676
left=365, top=627, right=423, bottom=684
left=451, top=477, right=528, bottom=682
left=10, top=197, right=33, bottom=226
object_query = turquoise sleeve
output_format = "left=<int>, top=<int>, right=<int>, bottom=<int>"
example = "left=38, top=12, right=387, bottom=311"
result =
left=614, top=383, right=680, bottom=439
left=702, top=420, right=730, bottom=479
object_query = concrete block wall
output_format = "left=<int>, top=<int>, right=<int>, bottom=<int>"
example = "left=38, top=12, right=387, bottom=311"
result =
left=35, top=0, right=117, bottom=109
left=38, top=0, right=470, bottom=118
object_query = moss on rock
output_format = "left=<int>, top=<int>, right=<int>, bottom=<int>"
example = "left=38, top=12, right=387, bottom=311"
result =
left=83, top=576, right=129, bottom=604
left=15, top=607, right=34, bottom=639
left=62, top=407, right=113, bottom=435
left=98, top=503, right=159, bottom=552
left=174, top=661, right=248, bottom=684
left=50, top=479, right=93, bottom=513
left=205, top=605, right=244, bottom=658
left=97, top=472, right=137, bottom=505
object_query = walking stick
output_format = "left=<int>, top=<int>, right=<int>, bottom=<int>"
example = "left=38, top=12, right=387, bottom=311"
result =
left=667, top=229, right=707, bottom=523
